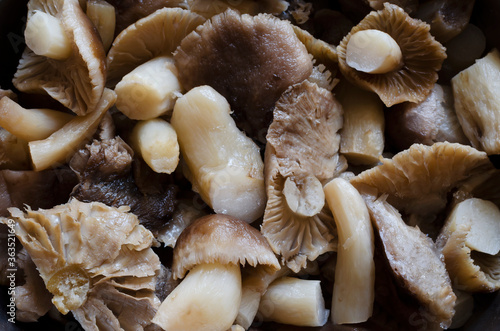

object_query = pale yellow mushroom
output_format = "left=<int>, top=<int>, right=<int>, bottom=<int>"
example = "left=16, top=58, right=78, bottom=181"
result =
left=86, top=0, right=115, bottom=52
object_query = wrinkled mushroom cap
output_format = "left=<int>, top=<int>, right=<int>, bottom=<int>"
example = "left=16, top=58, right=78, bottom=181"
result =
left=337, top=3, right=446, bottom=107
left=106, top=7, right=206, bottom=86
left=174, top=9, right=313, bottom=142
left=13, top=0, right=106, bottom=116
left=173, top=214, right=280, bottom=279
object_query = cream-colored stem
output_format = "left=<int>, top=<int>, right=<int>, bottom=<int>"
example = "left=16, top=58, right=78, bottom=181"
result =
left=25, top=10, right=72, bottom=60
left=346, top=29, right=402, bottom=74
left=86, top=0, right=116, bottom=52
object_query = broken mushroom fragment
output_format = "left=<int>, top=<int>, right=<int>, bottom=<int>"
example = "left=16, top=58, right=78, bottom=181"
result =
left=452, top=49, right=500, bottom=155
left=14, top=0, right=106, bottom=115
left=437, top=198, right=500, bottom=292
left=171, top=85, right=265, bottom=223
left=337, top=3, right=447, bottom=107
left=106, top=7, right=205, bottom=86
left=174, top=9, right=313, bottom=142
left=262, top=80, right=345, bottom=272
left=153, top=214, right=280, bottom=331
left=7, top=199, right=161, bottom=329
left=86, top=0, right=116, bottom=52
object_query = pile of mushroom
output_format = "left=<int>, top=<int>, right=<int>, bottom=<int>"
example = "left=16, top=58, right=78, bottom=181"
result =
left=1, top=0, right=500, bottom=330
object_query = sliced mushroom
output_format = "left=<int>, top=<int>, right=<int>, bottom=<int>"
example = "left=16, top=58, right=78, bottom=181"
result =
left=337, top=3, right=446, bottom=107
left=262, top=80, right=345, bottom=272
left=359, top=190, right=456, bottom=329
left=13, top=0, right=106, bottom=115
left=106, top=7, right=205, bottom=86
left=174, top=9, right=313, bottom=142
left=153, top=214, right=280, bottom=331
left=386, top=84, right=469, bottom=152
left=7, top=199, right=161, bottom=329
left=452, top=49, right=500, bottom=155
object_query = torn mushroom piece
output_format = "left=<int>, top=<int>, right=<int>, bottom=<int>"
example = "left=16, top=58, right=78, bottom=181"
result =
left=359, top=189, right=456, bottom=329
left=13, top=0, right=106, bottom=115
left=7, top=199, right=162, bottom=329
left=174, top=9, right=313, bottom=142
left=385, top=84, right=469, bottom=152
left=106, top=7, right=205, bottom=86
left=262, top=80, right=345, bottom=272
left=437, top=198, right=500, bottom=292
left=153, top=214, right=280, bottom=331
left=337, top=3, right=447, bottom=107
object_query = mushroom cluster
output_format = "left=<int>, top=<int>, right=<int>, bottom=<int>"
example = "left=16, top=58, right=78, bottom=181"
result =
left=1, top=1, right=500, bottom=330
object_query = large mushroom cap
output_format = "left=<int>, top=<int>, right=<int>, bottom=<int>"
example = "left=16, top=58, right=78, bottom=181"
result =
left=13, top=0, right=106, bottom=116
left=337, top=3, right=446, bottom=107
left=106, top=7, right=206, bottom=86
left=173, top=214, right=280, bottom=279
left=174, top=9, right=313, bottom=142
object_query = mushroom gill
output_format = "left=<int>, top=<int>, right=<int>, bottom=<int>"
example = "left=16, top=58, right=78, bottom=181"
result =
left=262, top=80, right=345, bottom=272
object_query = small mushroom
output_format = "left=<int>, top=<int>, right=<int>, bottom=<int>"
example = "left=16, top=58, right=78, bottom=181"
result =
left=13, top=0, right=106, bottom=115
left=337, top=3, right=447, bottom=107
left=174, top=9, right=313, bottom=142
left=106, top=7, right=205, bottom=86
left=153, top=214, right=280, bottom=331
left=262, top=80, right=345, bottom=272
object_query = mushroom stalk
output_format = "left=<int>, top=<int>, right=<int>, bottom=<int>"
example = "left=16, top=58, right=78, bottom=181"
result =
left=153, top=263, right=242, bottom=331
left=346, top=29, right=402, bottom=74
left=86, top=0, right=116, bottom=52
left=24, top=10, right=72, bottom=60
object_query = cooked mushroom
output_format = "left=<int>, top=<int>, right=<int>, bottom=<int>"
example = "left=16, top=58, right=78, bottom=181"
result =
left=13, top=0, right=106, bottom=115
left=7, top=199, right=162, bottom=329
left=171, top=85, right=265, bottom=223
left=257, top=277, right=329, bottom=327
left=186, top=0, right=289, bottom=18
left=365, top=0, right=418, bottom=14
left=359, top=189, right=456, bottom=329
left=0, top=129, right=30, bottom=170
left=324, top=178, right=375, bottom=324
left=106, top=7, right=205, bottom=86
left=0, top=97, right=73, bottom=142
left=174, top=9, right=313, bottom=142
left=86, top=0, right=116, bottom=52
left=337, top=3, right=447, bottom=107
left=292, top=25, right=338, bottom=74
left=437, top=198, right=500, bottom=292
left=452, top=49, right=500, bottom=155
left=153, top=214, right=280, bottom=331
left=385, top=84, right=469, bottom=152
left=262, top=80, right=345, bottom=272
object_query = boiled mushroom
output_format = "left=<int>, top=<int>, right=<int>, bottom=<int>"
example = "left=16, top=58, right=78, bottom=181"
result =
left=186, top=0, right=289, bottom=19
left=153, top=214, right=280, bottom=331
left=13, top=0, right=106, bottom=115
left=174, top=9, right=313, bottom=142
left=337, top=3, right=447, bottom=107
left=86, top=0, right=116, bottom=52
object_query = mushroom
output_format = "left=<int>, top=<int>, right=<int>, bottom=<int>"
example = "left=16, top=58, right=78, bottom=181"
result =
left=385, top=84, right=469, bottom=152
left=365, top=0, right=418, bottom=14
left=86, top=0, right=116, bottom=52
left=13, top=0, right=106, bottom=115
left=452, top=49, right=500, bottom=155
left=174, top=9, right=313, bottom=142
left=7, top=199, right=162, bottom=329
left=262, top=80, right=345, bottom=272
left=0, top=128, right=30, bottom=170
left=152, top=214, right=280, bottom=331
left=106, top=7, right=205, bottom=86
left=337, top=3, right=447, bottom=107
left=186, top=0, right=289, bottom=19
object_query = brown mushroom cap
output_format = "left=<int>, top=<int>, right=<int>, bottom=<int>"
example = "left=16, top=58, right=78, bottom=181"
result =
left=186, top=0, right=289, bottom=19
left=106, top=7, right=205, bottom=87
left=13, top=0, right=106, bottom=116
left=173, top=214, right=280, bottom=279
left=337, top=3, right=446, bottom=107
left=174, top=9, right=313, bottom=142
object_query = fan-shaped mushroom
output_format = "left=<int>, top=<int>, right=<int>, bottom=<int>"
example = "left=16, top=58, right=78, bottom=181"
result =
left=337, top=3, right=446, bottom=107
left=13, top=0, right=106, bottom=115
left=153, top=214, right=280, bottom=331
left=174, top=9, right=313, bottom=142
left=7, top=199, right=161, bottom=329
left=262, top=80, right=345, bottom=272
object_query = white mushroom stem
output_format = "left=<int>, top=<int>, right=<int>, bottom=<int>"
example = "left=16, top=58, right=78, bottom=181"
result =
left=153, top=263, right=242, bottom=331
left=86, top=0, right=116, bottom=52
left=283, top=176, right=325, bottom=217
left=24, top=10, right=72, bottom=60
left=115, top=56, right=182, bottom=120
left=346, top=29, right=402, bottom=74
left=130, top=118, right=179, bottom=174
left=324, top=178, right=375, bottom=324
left=257, top=277, right=329, bottom=327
